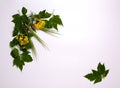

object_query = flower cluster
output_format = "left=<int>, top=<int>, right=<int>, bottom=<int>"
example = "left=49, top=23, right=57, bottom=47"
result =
left=33, top=19, right=46, bottom=30
left=16, top=33, right=29, bottom=46
left=10, top=7, right=63, bottom=71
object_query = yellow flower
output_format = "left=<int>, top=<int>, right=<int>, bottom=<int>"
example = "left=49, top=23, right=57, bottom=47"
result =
left=20, top=41, right=24, bottom=46
left=24, top=36, right=29, bottom=42
left=16, top=33, right=29, bottom=46
left=34, top=20, right=45, bottom=30
left=19, top=36, right=23, bottom=41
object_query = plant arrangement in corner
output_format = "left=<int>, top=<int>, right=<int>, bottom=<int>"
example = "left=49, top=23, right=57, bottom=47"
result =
left=10, top=7, right=63, bottom=71
left=84, top=62, right=109, bottom=84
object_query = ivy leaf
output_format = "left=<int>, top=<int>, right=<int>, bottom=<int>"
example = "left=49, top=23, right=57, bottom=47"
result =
left=39, top=10, right=51, bottom=18
left=84, top=62, right=109, bottom=84
left=22, top=7, right=27, bottom=15
left=10, top=38, right=18, bottom=47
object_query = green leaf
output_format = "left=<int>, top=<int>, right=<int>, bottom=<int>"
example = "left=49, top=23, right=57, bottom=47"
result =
left=45, top=20, right=52, bottom=28
left=12, top=14, right=22, bottom=27
left=12, top=14, right=21, bottom=23
left=23, top=55, right=33, bottom=62
left=21, top=52, right=33, bottom=62
left=10, top=38, right=18, bottom=47
left=12, top=27, right=19, bottom=36
left=11, top=48, right=25, bottom=71
left=39, top=10, right=51, bottom=18
left=10, top=48, right=19, bottom=58
left=92, top=70, right=102, bottom=83
left=48, top=15, right=63, bottom=30
left=102, top=70, right=109, bottom=78
left=92, top=70, right=99, bottom=76
left=25, top=42, right=32, bottom=49
left=53, top=15, right=63, bottom=25
left=22, top=15, right=29, bottom=24
left=22, top=7, right=27, bottom=15
left=12, top=14, right=22, bottom=36
left=13, top=57, right=25, bottom=71
left=84, top=73, right=95, bottom=81
left=84, top=62, right=109, bottom=84
left=97, top=63, right=105, bottom=74
left=94, top=76, right=102, bottom=84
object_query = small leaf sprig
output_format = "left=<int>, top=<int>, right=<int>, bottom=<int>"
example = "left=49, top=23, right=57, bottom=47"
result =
left=84, top=62, right=109, bottom=84
left=10, top=7, right=63, bottom=71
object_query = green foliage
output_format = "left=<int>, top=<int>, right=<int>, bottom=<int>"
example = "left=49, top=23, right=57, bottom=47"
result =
left=10, top=7, right=63, bottom=71
left=22, top=15, right=30, bottom=24
left=45, top=15, right=63, bottom=30
left=25, top=42, right=32, bottom=49
left=22, top=7, right=27, bottom=15
left=13, top=56, right=25, bottom=71
left=21, top=51, right=33, bottom=62
left=12, top=7, right=30, bottom=36
left=84, top=63, right=109, bottom=84
left=10, top=48, right=24, bottom=71
left=10, top=48, right=19, bottom=58
left=12, top=14, right=22, bottom=36
left=10, top=38, right=18, bottom=47
left=10, top=48, right=32, bottom=71
left=39, top=10, right=51, bottom=18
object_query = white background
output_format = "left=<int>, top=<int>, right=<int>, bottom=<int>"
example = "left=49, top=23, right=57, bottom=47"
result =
left=1, top=0, right=120, bottom=88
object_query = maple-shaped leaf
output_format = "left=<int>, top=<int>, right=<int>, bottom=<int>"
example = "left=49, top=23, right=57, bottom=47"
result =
left=84, top=62, right=109, bottom=84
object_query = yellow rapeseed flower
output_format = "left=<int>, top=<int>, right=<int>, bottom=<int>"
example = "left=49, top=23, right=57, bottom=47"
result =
left=16, top=33, right=29, bottom=46
left=34, top=20, right=45, bottom=30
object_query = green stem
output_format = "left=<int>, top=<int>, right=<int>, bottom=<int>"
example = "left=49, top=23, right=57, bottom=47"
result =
left=41, top=28, right=60, bottom=36
left=25, top=24, right=48, bottom=49
left=29, top=38, right=37, bottom=57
